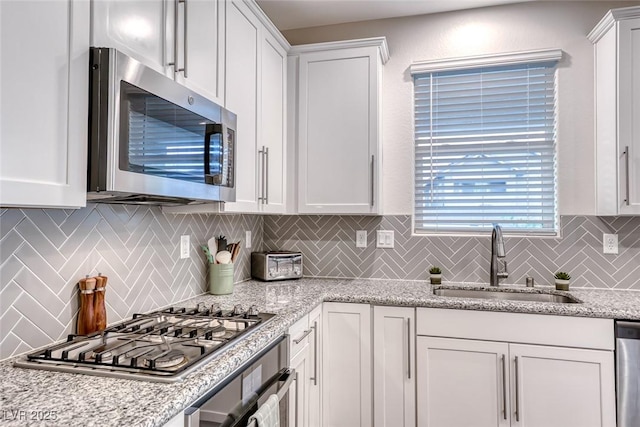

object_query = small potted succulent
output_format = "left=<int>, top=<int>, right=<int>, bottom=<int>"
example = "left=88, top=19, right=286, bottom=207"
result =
left=429, top=266, right=442, bottom=285
left=554, top=272, right=571, bottom=291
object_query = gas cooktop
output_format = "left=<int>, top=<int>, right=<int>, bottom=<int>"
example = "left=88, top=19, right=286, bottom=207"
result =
left=14, top=304, right=274, bottom=382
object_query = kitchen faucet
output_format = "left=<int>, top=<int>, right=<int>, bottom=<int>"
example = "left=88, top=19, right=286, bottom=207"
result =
left=490, top=224, right=509, bottom=286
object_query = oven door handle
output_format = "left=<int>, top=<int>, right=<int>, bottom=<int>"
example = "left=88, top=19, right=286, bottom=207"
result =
left=187, top=368, right=296, bottom=427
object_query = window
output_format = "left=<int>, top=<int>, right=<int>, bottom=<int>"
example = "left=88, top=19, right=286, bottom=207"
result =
left=411, top=50, right=561, bottom=235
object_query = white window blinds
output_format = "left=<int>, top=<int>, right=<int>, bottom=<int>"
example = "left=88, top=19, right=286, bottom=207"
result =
left=413, top=58, right=559, bottom=235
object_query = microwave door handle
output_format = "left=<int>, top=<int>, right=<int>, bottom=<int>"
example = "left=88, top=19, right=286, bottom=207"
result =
left=204, top=124, right=213, bottom=178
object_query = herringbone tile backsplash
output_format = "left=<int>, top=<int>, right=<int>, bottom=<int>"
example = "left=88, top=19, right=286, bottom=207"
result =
left=264, top=215, right=640, bottom=289
left=0, top=205, right=262, bottom=360
left=3, top=208, right=640, bottom=360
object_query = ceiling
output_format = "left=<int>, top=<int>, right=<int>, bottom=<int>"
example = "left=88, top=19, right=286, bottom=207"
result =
left=256, top=0, right=535, bottom=31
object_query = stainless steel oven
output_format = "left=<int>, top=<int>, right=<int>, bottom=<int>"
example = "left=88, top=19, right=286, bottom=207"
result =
left=185, top=336, right=294, bottom=427
left=88, top=47, right=236, bottom=205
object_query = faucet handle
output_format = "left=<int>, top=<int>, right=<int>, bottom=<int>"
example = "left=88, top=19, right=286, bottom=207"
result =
left=498, top=260, right=509, bottom=278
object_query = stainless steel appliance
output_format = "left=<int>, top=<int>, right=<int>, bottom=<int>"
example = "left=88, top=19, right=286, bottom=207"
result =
left=616, top=320, right=640, bottom=427
left=88, top=47, right=236, bottom=205
left=184, top=336, right=293, bottom=427
left=14, top=304, right=273, bottom=383
left=251, top=252, right=303, bottom=281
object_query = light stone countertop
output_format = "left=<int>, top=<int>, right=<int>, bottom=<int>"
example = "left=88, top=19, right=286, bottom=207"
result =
left=2, top=278, right=640, bottom=427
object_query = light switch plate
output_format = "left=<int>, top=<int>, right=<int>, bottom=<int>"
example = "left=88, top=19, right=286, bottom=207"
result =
left=376, top=230, right=394, bottom=249
left=356, top=230, right=367, bottom=248
left=603, top=233, right=618, bottom=254
left=180, top=235, right=190, bottom=259
left=245, top=230, right=252, bottom=248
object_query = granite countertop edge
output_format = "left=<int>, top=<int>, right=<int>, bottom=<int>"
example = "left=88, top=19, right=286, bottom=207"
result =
left=2, top=278, right=640, bottom=427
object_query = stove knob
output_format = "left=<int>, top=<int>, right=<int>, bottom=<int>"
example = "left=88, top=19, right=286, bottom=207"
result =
left=232, top=304, right=244, bottom=316
left=247, top=305, right=260, bottom=316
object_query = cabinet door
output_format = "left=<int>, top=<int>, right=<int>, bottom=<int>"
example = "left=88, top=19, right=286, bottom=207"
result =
left=290, top=343, right=310, bottom=427
left=308, top=306, right=322, bottom=427
left=176, top=0, right=224, bottom=105
left=260, top=30, right=287, bottom=214
left=223, top=0, right=260, bottom=213
left=297, top=47, right=381, bottom=214
left=373, top=306, right=415, bottom=427
left=322, top=303, right=371, bottom=427
left=510, top=344, right=615, bottom=427
left=416, top=337, right=510, bottom=427
left=0, top=0, right=89, bottom=208
left=618, top=17, right=640, bottom=214
left=91, top=0, right=169, bottom=76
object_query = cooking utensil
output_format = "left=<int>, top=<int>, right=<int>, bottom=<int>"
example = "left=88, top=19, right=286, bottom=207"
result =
left=201, top=245, right=214, bottom=264
left=208, top=237, right=217, bottom=255
left=215, top=250, right=232, bottom=264
left=231, top=243, right=241, bottom=263
left=216, top=235, right=227, bottom=254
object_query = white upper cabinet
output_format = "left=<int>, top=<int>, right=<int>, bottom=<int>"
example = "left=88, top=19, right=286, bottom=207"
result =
left=290, top=38, right=388, bottom=215
left=175, top=0, right=225, bottom=104
left=223, top=0, right=288, bottom=214
left=589, top=6, right=640, bottom=215
left=91, top=0, right=169, bottom=74
left=0, top=0, right=89, bottom=208
left=91, top=0, right=224, bottom=105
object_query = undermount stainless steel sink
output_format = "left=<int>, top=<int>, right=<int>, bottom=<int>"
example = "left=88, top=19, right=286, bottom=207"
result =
left=432, top=287, right=580, bottom=304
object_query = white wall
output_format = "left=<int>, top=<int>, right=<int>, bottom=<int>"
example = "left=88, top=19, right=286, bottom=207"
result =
left=284, top=1, right=640, bottom=216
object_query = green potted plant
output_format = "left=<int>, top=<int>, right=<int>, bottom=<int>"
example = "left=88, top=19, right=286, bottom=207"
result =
left=429, top=266, right=442, bottom=285
left=554, top=272, right=571, bottom=291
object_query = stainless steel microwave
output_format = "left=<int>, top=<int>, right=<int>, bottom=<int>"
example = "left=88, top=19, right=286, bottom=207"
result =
left=87, top=47, right=236, bottom=205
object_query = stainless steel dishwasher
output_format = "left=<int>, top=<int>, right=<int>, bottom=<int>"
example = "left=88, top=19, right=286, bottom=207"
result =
left=616, top=321, right=640, bottom=427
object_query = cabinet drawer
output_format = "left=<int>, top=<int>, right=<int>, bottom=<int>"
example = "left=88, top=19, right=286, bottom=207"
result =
left=289, top=314, right=311, bottom=358
left=416, top=308, right=614, bottom=350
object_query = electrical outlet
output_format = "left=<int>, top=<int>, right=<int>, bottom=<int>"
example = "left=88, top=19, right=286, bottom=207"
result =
left=603, top=233, right=618, bottom=254
left=356, top=230, right=367, bottom=248
left=245, top=230, right=252, bottom=248
left=376, top=230, right=394, bottom=249
left=180, top=235, right=190, bottom=259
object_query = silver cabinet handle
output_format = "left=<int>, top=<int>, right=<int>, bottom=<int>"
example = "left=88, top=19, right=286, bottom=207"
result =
left=170, top=0, right=186, bottom=75
left=407, top=318, right=411, bottom=379
left=294, top=370, right=300, bottom=427
left=625, top=146, right=630, bottom=206
left=257, top=147, right=265, bottom=203
left=293, top=328, right=313, bottom=344
left=182, top=0, right=188, bottom=77
left=168, top=0, right=179, bottom=71
left=261, top=146, right=267, bottom=205
left=264, top=147, right=269, bottom=204
left=370, top=155, right=375, bottom=207
left=310, top=321, right=318, bottom=385
left=501, top=354, right=507, bottom=420
left=514, top=356, right=520, bottom=422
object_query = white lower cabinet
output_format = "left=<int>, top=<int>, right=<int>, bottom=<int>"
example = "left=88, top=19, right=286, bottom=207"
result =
left=289, top=305, right=322, bottom=427
left=416, top=308, right=616, bottom=427
left=373, top=306, right=416, bottom=427
left=510, top=344, right=615, bottom=427
left=417, top=337, right=509, bottom=427
left=308, top=306, right=322, bottom=427
left=290, top=340, right=311, bottom=427
left=322, top=302, right=371, bottom=427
